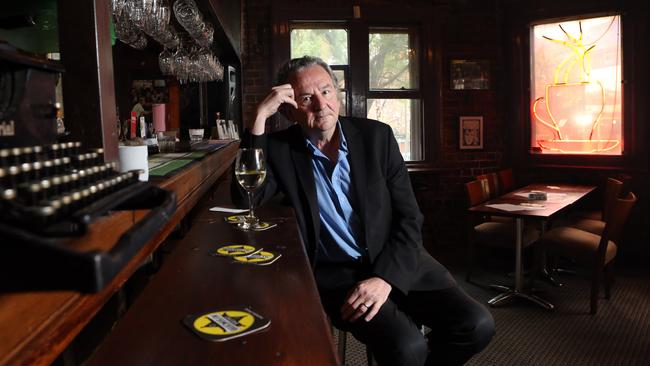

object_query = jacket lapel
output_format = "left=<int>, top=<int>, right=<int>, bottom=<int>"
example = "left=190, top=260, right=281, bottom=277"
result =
left=340, top=118, right=368, bottom=241
left=288, top=126, right=320, bottom=252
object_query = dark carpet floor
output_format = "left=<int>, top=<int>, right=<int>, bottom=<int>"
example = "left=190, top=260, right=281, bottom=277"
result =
left=337, top=248, right=650, bottom=366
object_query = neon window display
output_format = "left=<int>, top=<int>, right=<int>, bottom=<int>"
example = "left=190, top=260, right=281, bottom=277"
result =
left=530, top=15, right=622, bottom=155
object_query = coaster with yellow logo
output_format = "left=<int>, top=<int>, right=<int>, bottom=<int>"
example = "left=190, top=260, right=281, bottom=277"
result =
left=183, top=307, right=270, bottom=342
left=213, top=244, right=258, bottom=257
left=233, top=250, right=281, bottom=266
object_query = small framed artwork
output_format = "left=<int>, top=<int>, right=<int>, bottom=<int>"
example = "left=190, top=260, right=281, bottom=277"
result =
left=459, top=116, right=483, bottom=150
left=450, top=60, right=490, bottom=90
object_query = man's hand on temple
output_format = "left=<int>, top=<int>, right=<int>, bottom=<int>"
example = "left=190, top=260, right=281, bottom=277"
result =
left=341, top=277, right=392, bottom=323
left=249, top=84, right=298, bottom=135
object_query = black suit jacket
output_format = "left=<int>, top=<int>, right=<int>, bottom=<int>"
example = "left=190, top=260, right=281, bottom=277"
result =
left=233, top=117, right=455, bottom=294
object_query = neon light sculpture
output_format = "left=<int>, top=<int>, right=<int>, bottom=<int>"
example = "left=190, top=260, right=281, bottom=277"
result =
left=531, top=16, right=621, bottom=154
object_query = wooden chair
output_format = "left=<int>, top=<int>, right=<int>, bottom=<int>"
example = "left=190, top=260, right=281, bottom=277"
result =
left=497, top=168, right=515, bottom=193
left=566, top=178, right=623, bottom=235
left=476, top=172, right=500, bottom=198
left=465, top=180, right=539, bottom=282
left=537, top=192, right=637, bottom=314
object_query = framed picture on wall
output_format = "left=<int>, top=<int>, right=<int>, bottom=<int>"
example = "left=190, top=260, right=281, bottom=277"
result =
left=450, top=60, right=490, bottom=90
left=459, top=116, right=483, bottom=150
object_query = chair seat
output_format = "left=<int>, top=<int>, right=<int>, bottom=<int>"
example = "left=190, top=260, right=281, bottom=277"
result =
left=541, top=226, right=617, bottom=264
left=474, top=221, right=539, bottom=248
left=568, top=218, right=606, bottom=236
left=573, top=209, right=602, bottom=221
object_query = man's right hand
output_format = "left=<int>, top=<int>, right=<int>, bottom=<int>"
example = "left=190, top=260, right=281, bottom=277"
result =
left=248, top=84, right=298, bottom=135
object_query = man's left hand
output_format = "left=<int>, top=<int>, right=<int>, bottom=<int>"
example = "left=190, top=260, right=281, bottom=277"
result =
left=341, top=277, right=392, bottom=322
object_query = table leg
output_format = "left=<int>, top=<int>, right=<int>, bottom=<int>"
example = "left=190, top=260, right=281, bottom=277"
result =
left=487, top=218, right=555, bottom=310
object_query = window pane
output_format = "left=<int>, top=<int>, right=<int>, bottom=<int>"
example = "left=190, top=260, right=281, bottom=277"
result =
left=369, top=32, right=415, bottom=90
left=530, top=15, right=622, bottom=155
left=290, top=29, right=348, bottom=65
left=367, top=99, right=421, bottom=161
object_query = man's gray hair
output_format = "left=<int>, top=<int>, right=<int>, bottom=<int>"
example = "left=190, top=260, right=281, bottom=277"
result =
left=276, top=56, right=338, bottom=86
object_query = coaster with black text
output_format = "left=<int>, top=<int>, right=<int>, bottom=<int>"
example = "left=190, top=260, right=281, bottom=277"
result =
left=183, top=307, right=271, bottom=342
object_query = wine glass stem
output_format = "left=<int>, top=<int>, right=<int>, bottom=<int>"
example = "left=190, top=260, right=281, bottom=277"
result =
left=247, top=191, right=255, bottom=221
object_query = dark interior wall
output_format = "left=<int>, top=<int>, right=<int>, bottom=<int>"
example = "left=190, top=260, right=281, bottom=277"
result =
left=242, top=0, right=649, bottom=259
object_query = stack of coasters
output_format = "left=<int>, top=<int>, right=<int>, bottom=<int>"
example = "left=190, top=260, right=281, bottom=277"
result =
left=183, top=307, right=271, bottom=342
left=213, top=244, right=282, bottom=266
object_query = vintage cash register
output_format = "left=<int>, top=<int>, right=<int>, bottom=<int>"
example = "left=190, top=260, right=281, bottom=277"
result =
left=0, top=43, right=176, bottom=293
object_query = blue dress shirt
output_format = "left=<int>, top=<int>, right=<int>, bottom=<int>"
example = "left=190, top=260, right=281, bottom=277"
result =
left=306, top=122, right=364, bottom=263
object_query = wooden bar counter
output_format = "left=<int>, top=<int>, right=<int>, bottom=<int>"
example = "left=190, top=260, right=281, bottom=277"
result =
left=86, top=199, right=339, bottom=365
left=0, top=141, right=239, bottom=366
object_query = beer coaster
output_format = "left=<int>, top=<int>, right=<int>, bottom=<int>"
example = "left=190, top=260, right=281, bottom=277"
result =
left=183, top=307, right=270, bottom=342
left=224, top=215, right=247, bottom=224
left=249, top=222, right=277, bottom=231
left=233, top=250, right=282, bottom=266
left=212, top=244, right=258, bottom=257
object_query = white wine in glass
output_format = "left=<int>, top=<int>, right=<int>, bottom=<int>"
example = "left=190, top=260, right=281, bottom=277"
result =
left=235, top=148, right=267, bottom=230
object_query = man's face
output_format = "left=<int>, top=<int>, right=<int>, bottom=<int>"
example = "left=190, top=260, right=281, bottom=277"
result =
left=286, top=65, right=340, bottom=136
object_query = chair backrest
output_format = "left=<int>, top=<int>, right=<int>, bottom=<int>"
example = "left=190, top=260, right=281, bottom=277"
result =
left=498, top=168, right=515, bottom=193
left=476, top=173, right=500, bottom=198
left=465, top=179, right=490, bottom=207
left=600, top=192, right=636, bottom=252
left=602, top=177, right=624, bottom=222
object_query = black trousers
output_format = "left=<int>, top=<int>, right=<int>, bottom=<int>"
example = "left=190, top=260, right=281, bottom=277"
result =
left=317, top=265, right=495, bottom=366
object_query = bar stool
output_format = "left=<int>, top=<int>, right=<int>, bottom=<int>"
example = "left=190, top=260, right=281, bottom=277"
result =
left=335, top=328, right=375, bottom=366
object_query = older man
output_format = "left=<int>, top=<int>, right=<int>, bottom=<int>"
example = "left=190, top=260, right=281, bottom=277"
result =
left=232, top=56, right=494, bottom=365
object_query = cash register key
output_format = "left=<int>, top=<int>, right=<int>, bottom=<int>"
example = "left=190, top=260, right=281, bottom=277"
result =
left=73, top=141, right=82, bottom=156
left=32, top=161, right=43, bottom=180
left=48, top=143, right=61, bottom=159
left=1, top=188, right=16, bottom=201
left=8, top=166, right=20, bottom=188
left=53, top=158, right=63, bottom=175
left=70, top=172, right=80, bottom=189
left=35, top=205, right=56, bottom=225
left=21, top=147, right=34, bottom=163
left=77, top=169, right=87, bottom=185
left=60, top=194, right=73, bottom=215
left=0, top=149, right=10, bottom=167
left=62, top=156, right=71, bottom=167
left=51, top=175, right=62, bottom=195
left=20, top=182, right=42, bottom=205
left=40, top=179, right=52, bottom=200
left=70, top=190, right=82, bottom=210
left=19, top=163, right=32, bottom=184
left=60, top=174, right=71, bottom=192
left=33, top=145, right=44, bottom=160
left=0, top=167, right=6, bottom=186
left=73, top=154, right=86, bottom=170
left=42, top=160, right=54, bottom=176
left=10, top=147, right=22, bottom=165
left=80, top=188, right=91, bottom=205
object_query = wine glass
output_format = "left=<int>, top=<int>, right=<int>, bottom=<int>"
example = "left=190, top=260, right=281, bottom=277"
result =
left=234, top=148, right=267, bottom=230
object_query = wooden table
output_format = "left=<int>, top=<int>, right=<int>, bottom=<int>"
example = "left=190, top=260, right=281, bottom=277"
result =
left=86, top=201, right=339, bottom=366
left=468, top=183, right=596, bottom=310
left=0, top=142, right=238, bottom=366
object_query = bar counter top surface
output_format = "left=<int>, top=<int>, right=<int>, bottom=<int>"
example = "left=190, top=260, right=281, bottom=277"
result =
left=0, top=141, right=239, bottom=366
left=86, top=200, right=339, bottom=366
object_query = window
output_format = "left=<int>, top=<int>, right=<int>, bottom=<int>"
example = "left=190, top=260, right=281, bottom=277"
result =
left=290, top=27, right=349, bottom=116
left=530, top=15, right=622, bottom=155
left=290, top=25, right=422, bottom=161
left=367, top=30, right=421, bottom=161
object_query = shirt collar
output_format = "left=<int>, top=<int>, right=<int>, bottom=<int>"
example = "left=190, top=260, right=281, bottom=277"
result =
left=305, top=120, right=348, bottom=155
